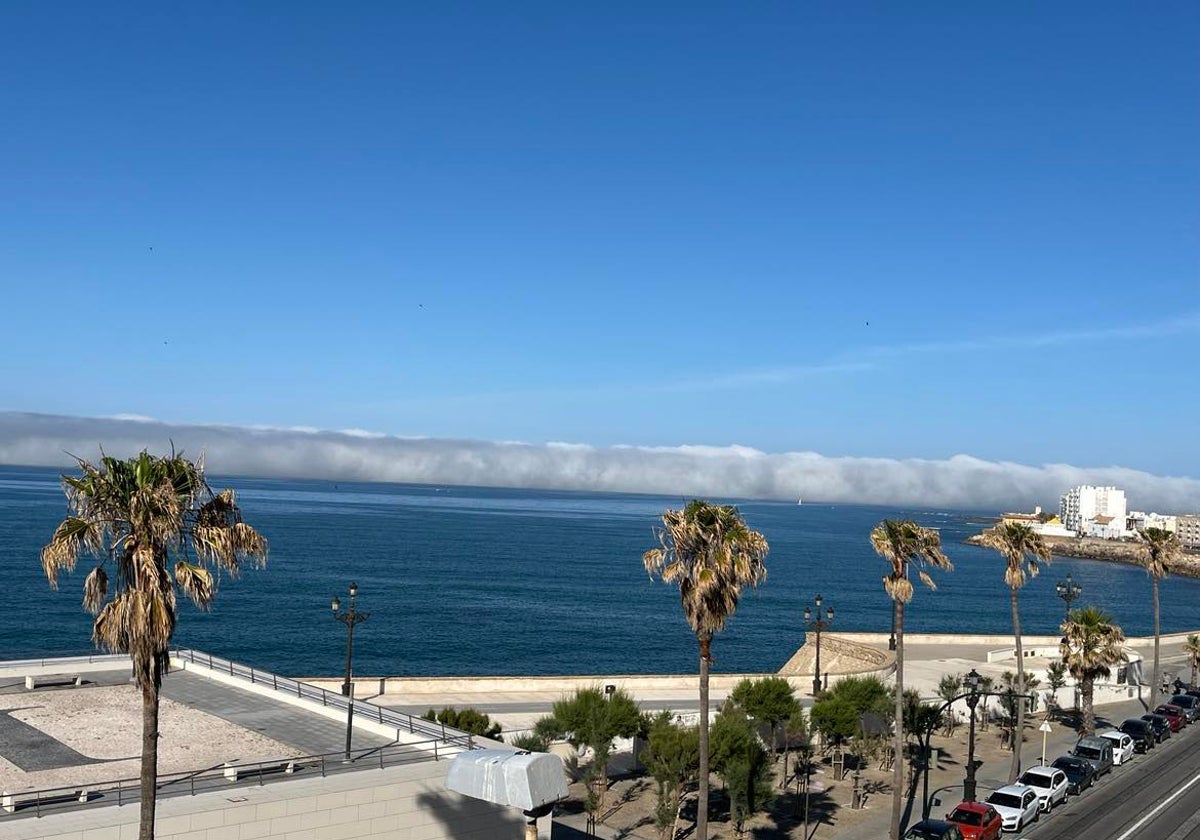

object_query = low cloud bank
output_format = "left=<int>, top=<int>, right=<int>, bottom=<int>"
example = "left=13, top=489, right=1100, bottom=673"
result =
left=1, top=412, right=1197, bottom=512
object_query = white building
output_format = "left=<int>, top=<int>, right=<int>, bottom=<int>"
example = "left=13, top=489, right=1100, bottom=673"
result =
left=1128, top=511, right=1178, bottom=533
left=1178, top=515, right=1200, bottom=550
left=1060, top=485, right=1128, bottom=538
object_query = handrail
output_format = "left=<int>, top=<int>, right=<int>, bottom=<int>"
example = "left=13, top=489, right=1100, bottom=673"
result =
left=0, top=653, right=130, bottom=670
left=0, top=737, right=474, bottom=820
left=170, top=649, right=459, bottom=743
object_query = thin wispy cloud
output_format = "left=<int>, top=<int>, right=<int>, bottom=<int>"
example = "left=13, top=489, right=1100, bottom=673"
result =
left=2, top=412, right=1197, bottom=512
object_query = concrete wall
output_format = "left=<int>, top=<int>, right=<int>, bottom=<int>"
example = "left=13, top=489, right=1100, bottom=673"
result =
left=4, top=759, right=550, bottom=840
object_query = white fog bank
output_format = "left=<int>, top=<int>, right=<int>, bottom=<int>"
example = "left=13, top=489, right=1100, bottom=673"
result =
left=1, top=412, right=1197, bottom=512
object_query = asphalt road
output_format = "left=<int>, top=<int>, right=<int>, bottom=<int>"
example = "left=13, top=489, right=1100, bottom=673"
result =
left=1020, top=721, right=1200, bottom=840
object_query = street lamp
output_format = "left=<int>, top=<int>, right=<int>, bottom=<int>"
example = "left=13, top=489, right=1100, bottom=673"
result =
left=963, top=669, right=983, bottom=802
left=1055, top=574, right=1081, bottom=623
left=332, top=582, right=370, bottom=761
left=803, top=595, right=834, bottom=696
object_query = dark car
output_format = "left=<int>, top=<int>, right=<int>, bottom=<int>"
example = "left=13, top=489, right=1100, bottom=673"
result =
left=1051, top=755, right=1098, bottom=794
left=1142, top=713, right=1173, bottom=742
left=1155, top=704, right=1187, bottom=731
left=1170, top=694, right=1200, bottom=722
left=1119, top=718, right=1156, bottom=752
left=903, top=819, right=965, bottom=840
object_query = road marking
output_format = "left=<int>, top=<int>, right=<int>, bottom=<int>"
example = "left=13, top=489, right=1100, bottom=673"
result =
left=1113, top=770, right=1200, bottom=840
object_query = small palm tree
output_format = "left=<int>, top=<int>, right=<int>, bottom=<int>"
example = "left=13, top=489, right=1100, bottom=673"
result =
left=644, top=500, right=768, bottom=840
left=979, top=522, right=1050, bottom=782
left=1139, top=527, right=1182, bottom=707
left=1183, top=635, right=1200, bottom=688
left=1060, top=606, right=1126, bottom=736
left=870, top=519, right=951, bottom=840
left=41, top=451, right=268, bottom=840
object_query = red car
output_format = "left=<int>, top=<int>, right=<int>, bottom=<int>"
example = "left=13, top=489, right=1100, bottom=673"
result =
left=944, top=801, right=1004, bottom=840
left=1155, top=704, right=1187, bottom=731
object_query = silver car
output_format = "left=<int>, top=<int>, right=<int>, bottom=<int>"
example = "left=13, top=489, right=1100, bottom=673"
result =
left=1017, top=766, right=1069, bottom=812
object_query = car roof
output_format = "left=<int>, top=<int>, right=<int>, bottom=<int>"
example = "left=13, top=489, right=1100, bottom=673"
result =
left=1052, top=755, right=1086, bottom=766
left=991, top=783, right=1032, bottom=795
left=949, top=801, right=989, bottom=812
left=1020, top=766, right=1056, bottom=776
left=912, top=819, right=955, bottom=829
left=1122, top=718, right=1150, bottom=726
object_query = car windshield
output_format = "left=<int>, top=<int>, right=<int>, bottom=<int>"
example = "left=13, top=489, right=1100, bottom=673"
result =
left=948, top=809, right=982, bottom=826
left=1076, top=747, right=1101, bottom=759
left=1172, top=696, right=1193, bottom=706
left=903, top=827, right=946, bottom=840
left=1018, top=772, right=1052, bottom=788
left=1052, top=759, right=1083, bottom=776
left=987, top=793, right=1022, bottom=808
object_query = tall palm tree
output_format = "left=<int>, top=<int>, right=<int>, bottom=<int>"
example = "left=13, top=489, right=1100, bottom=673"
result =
left=644, top=500, right=768, bottom=840
left=1183, top=634, right=1200, bottom=689
left=41, top=451, right=268, bottom=840
left=870, top=519, right=951, bottom=840
left=1060, top=606, right=1126, bottom=736
left=1139, top=527, right=1182, bottom=707
left=979, top=522, right=1050, bottom=783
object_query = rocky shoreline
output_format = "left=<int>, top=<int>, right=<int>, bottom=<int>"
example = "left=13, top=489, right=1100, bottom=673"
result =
left=965, top=533, right=1200, bottom=578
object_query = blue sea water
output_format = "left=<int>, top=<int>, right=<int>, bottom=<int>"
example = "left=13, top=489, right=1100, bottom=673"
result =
left=2, top=464, right=1197, bottom=678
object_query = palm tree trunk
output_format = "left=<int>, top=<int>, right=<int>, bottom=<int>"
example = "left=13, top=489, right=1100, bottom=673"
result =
left=697, top=633, right=711, bottom=840
left=1191, top=658, right=1197, bottom=689
left=1009, top=587, right=1024, bottom=783
left=1082, top=674, right=1095, bottom=736
left=139, top=683, right=160, bottom=840
left=890, top=600, right=904, bottom=840
left=1152, top=577, right=1161, bottom=708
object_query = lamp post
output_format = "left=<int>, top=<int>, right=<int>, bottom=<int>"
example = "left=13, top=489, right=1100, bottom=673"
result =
left=1055, top=574, right=1081, bottom=623
left=963, top=669, right=983, bottom=803
left=332, top=582, right=370, bottom=761
left=804, top=595, right=834, bottom=696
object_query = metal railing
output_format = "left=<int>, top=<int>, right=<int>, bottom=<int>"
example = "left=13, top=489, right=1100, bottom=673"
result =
left=0, top=652, right=130, bottom=670
left=171, top=648, right=466, bottom=744
left=1, top=737, right=472, bottom=820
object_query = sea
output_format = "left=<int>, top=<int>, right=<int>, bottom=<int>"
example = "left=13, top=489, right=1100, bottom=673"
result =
left=2, top=464, right=1196, bottom=679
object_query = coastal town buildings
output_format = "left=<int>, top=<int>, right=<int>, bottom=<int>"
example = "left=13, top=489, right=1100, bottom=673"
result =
left=1128, top=511, right=1178, bottom=533
left=1061, top=485, right=1128, bottom=538
left=1178, top=515, right=1200, bottom=549
left=1001, top=506, right=1074, bottom=537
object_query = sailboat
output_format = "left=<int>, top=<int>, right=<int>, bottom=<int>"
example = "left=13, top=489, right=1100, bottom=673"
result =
left=797, top=497, right=802, bottom=506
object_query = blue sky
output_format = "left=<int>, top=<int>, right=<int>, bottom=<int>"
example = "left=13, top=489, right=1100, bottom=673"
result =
left=1, top=2, right=1197, bottom=477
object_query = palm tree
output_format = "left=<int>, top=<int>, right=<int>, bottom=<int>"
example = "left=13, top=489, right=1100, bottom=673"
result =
left=41, top=451, right=268, bottom=840
left=644, top=500, right=769, bottom=840
left=1183, top=634, right=1200, bottom=688
left=870, top=519, right=951, bottom=840
left=979, top=522, right=1050, bottom=783
left=1139, top=527, right=1182, bottom=707
left=1060, top=606, right=1126, bottom=736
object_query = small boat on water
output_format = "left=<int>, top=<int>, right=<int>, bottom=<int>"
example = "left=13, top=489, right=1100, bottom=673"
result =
left=797, top=497, right=802, bottom=505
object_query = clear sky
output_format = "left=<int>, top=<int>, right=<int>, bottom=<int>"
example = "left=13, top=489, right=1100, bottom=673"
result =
left=1, top=2, right=1197, bottom=477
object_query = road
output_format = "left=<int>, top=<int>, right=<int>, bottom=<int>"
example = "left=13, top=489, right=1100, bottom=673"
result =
left=1020, top=721, right=1200, bottom=840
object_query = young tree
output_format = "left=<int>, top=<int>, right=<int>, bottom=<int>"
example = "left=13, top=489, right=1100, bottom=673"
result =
left=40, top=451, right=268, bottom=840
left=870, top=519, right=951, bottom=840
left=640, top=711, right=700, bottom=840
left=1061, top=607, right=1127, bottom=736
left=1045, top=661, right=1068, bottom=714
left=730, top=676, right=801, bottom=757
left=1139, top=528, right=1182, bottom=708
left=709, top=704, right=774, bottom=837
left=937, top=673, right=963, bottom=735
left=643, top=500, right=769, bottom=840
left=553, top=686, right=643, bottom=810
left=980, top=522, right=1050, bottom=782
left=1183, top=634, right=1200, bottom=688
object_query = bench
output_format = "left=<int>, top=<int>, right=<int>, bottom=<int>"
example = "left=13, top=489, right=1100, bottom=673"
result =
left=2, top=788, right=89, bottom=814
left=24, top=674, right=83, bottom=690
left=223, top=760, right=298, bottom=783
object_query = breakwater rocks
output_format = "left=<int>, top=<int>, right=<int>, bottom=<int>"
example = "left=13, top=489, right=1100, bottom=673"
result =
left=965, top=533, right=1200, bottom=578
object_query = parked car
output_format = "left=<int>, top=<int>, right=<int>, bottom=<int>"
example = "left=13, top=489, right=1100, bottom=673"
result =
left=903, top=819, right=965, bottom=840
left=985, top=785, right=1041, bottom=832
left=1142, top=713, right=1173, bottom=741
left=1098, top=729, right=1136, bottom=765
left=1119, top=718, right=1157, bottom=753
left=1051, top=755, right=1098, bottom=794
left=1169, top=694, right=1200, bottom=722
left=944, top=801, right=1004, bottom=840
left=1017, top=766, right=1069, bottom=811
left=1154, top=704, right=1187, bottom=731
left=1072, top=736, right=1115, bottom=778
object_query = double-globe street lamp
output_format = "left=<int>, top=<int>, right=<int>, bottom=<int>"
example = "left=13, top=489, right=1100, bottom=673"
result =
left=804, top=595, right=834, bottom=696
left=1055, top=574, right=1082, bottom=623
left=332, top=582, right=370, bottom=760
left=962, top=669, right=984, bottom=803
